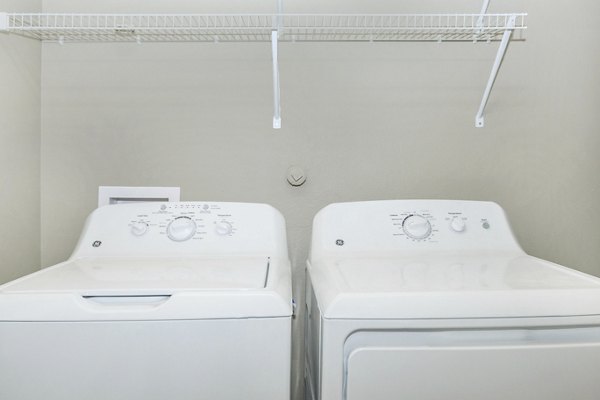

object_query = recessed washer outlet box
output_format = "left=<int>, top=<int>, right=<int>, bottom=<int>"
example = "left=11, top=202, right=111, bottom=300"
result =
left=98, top=186, right=180, bottom=207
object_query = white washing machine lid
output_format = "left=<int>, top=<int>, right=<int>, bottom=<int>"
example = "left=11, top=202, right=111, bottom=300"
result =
left=0, top=256, right=292, bottom=321
left=309, top=253, right=600, bottom=319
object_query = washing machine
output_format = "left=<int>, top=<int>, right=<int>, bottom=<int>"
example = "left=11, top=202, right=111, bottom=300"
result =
left=0, top=202, right=292, bottom=400
left=305, top=200, right=600, bottom=400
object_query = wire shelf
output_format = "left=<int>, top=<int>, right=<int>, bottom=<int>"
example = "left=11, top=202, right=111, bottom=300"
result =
left=2, top=13, right=527, bottom=43
left=0, top=11, right=528, bottom=129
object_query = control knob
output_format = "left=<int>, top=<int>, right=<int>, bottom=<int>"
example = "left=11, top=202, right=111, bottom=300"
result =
left=167, top=217, right=197, bottom=242
left=215, top=221, right=233, bottom=236
left=402, top=214, right=432, bottom=240
left=131, top=221, right=149, bottom=237
left=450, top=216, right=466, bottom=232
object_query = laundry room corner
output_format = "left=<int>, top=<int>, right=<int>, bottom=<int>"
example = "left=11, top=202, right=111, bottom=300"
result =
left=0, top=0, right=42, bottom=283
left=0, top=0, right=597, bottom=399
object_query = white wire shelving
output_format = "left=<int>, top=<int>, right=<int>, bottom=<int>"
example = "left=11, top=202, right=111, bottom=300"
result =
left=0, top=11, right=527, bottom=128
left=1, top=13, right=526, bottom=43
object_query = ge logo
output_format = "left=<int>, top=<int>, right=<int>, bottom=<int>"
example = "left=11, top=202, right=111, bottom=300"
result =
left=335, top=239, right=344, bottom=246
left=92, top=241, right=102, bottom=248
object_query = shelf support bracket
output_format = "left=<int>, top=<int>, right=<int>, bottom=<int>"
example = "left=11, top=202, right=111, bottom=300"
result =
left=475, top=14, right=516, bottom=128
left=0, top=13, right=8, bottom=31
left=272, top=30, right=281, bottom=129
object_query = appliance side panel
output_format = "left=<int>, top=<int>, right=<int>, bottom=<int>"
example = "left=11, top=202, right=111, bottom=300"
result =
left=305, top=271, right=322, bottom=400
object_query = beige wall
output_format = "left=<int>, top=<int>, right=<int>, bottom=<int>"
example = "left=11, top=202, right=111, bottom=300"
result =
left=0, top=0, right=41, bottom=283
left=39, top=1, right=600, bottom=399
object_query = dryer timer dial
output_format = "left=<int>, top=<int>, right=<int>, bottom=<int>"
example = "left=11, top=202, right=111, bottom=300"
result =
left=402, top=214, right=432, bottom=240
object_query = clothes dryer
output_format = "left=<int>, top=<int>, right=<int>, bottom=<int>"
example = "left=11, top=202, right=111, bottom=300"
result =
left=305, top=200, right=600, bottom=400
left=0, top=202, right=292, bottom=400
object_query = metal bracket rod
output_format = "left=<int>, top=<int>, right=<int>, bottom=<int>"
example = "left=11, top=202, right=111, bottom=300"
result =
left=479, top=0, right=491, bottom=14
left=270, top=0, right=284, bottom=128
left=275, top=0, right=283, bottom=37
left=272, top=30, right=281, bottom=129
left=475, top=14, right=516, bottom=128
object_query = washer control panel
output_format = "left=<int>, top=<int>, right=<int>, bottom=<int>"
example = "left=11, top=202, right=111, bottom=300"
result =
left=73, top=202, right=288, bottom=258
left=311, top=200, right=522, bottom=256
left=126, top=203, right=239, bottom=242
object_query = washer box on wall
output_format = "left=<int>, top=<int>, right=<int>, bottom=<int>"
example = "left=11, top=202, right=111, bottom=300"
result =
left=98, top=186, right=180, bottom=207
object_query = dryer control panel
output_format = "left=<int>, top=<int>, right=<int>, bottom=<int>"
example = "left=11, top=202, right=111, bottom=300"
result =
left=311, top=200, right=523, bottom=258
left=389, top=208, right=492, bottom=243
left=71, top=202, right=288, bottom=259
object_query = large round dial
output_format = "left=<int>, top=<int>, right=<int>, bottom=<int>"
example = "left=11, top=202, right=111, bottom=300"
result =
left=402, top=214, right=432, bottom=240
left=167, top=216, right=197, bottom=242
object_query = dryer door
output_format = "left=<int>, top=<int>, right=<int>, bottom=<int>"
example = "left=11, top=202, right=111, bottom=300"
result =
left=344, top=327, right=600, bottom=400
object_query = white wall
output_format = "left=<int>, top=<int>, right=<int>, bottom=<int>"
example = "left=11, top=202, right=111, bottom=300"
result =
left=0, top=0, right=41, bottom=283
left=39, top=1, right=600, bottom=399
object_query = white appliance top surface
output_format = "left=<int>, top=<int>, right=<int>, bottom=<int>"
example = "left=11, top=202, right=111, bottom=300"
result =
left=0, top=256, right=292, bottom=321
left=310, top=254, right=600, bottom=319
left=1, top=257, right=269, bottom=296
left=308, top=200, right=600, bottom=320
left=332, top=254, right=600, bottom=293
